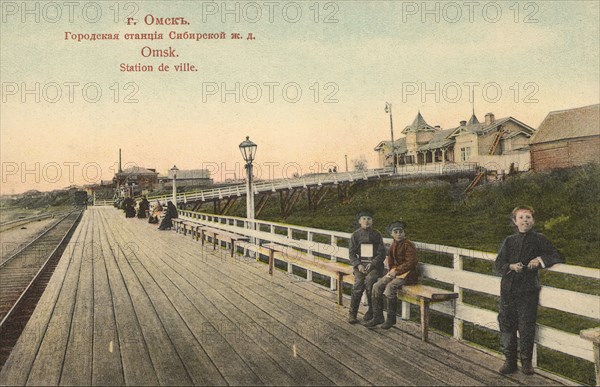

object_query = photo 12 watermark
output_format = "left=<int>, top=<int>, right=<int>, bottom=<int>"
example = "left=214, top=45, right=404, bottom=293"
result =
left=1, top=82, right=140, bottom=103
left=399, top=1, right=540, bottom=24
left=1, top=1, right=140, bottom=24
left=1, top=161, right=125, bottom=185
left=401, top=81, right=539, bottom=104
left=198, top=1, right=340, bottom=24
left=201, top=81, right=340, bottom=104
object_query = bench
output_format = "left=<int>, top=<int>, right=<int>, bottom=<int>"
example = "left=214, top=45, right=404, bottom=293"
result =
left=261, top=242, right=457, bottom=342
left=262, top=242, right=353, bottom=305
left=172, top=219, right=202, bottom=239
left=397, top=284, right=458, bottom=342
left=199, top=226, right=249, bottom=257
left=172, top=218, right=185, bottom=232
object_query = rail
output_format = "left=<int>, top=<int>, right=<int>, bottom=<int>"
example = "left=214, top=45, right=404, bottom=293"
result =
left=0, top=211, right=83, bottom=327
left=0, top=211, right=76, bottom=268
left=0, top=212, right=68, bottom=231
left=177, top=209, right=599, bottom=370
left=0, top=210, right=83, bottom=369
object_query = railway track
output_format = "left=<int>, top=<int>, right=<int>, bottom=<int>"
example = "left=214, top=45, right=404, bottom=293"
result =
left=0, top=210, right=83, bottom=367
left=0, top=212, right=67, bottom=233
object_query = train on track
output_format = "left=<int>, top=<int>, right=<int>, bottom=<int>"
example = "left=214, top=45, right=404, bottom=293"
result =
left=73, top=190, right=88, bottom=207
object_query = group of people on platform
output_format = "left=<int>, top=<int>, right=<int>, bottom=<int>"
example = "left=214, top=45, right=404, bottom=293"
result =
left=348, top=206, right=562, bottom=376
left=116, top=196, right=179, bottom=230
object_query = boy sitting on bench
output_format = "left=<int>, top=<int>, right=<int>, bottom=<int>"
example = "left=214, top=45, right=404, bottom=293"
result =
left=365, top=220, right=418, bottom=329
left=348, top=210, right=386, bottom=325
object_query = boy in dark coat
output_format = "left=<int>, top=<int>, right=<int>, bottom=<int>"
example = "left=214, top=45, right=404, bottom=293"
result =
left=365, top=220, right=418, bottom=329
left=347, top=210, right=386, bottom=324
left=494, top=206, right=563, bottom=375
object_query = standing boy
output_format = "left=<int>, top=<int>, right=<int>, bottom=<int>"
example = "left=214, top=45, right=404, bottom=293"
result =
left=494, top=206, right=563, bottom=375
left=365, top=221, right=418, bottom=329
left=348, top=211, right=386, bottom=324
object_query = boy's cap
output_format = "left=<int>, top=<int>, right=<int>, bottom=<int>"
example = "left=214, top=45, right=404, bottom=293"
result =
left=388, top=220, right=407, bottom=234
left=356, top=210, right=374, bottom=219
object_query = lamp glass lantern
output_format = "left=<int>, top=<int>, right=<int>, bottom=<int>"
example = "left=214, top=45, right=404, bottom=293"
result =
left=239, top=136, right=257, bottom=165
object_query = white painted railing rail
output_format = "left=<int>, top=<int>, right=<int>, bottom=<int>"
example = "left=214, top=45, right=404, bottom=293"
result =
left=178, top=209, right=600, bottom=367
left=148, top=168, right=394, bottom=205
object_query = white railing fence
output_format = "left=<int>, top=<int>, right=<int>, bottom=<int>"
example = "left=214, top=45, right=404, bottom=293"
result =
left=148, top=168, right=394, bottom=205
left=178, top=209, right=599, bottom=368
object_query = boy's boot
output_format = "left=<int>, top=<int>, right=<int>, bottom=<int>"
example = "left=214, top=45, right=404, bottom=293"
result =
left=347, top=312, right=359, bottom=324
left=362, top=292, right=373, bottom=322
left=520, top=359, right=534, bottom=375
left=348, top=294, right=360, bottom=324
left=380, top=297, right=398, bottom=329
left=499, top=357, right=518, bottom=374
left=499, top=332, right=518, bottom=374
left=364, top=296, right=385, bottom=328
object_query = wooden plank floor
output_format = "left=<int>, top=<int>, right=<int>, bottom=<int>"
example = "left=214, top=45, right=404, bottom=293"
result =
left=0, top=207, right=568, bottom=386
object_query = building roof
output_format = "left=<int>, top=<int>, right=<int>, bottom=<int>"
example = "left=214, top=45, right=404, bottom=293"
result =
left=167, top=169, right=211, bottom=179
left=401, top=112, right=436, bottom=134
left=531, top=104, right=600, bottom=144
left=376, top=111, right=536, bottom=154
left=468, top=113, right=480, bottom=125
left=374, top=138, right=407, bottom=154
left=418, top=129, right=455, bottom=151
left=448, top=116, right=535, bottom=138
left=117, top=166, right=158, bottom=176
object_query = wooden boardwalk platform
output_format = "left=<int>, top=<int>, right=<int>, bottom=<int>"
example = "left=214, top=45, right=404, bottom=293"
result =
left=0, top=207, right=568, bottom=386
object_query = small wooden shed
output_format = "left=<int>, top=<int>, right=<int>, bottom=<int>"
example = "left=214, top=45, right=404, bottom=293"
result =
left=531, top=104, right=600, bottom=171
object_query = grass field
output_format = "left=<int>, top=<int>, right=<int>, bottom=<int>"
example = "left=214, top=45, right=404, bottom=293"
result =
left=218, top=165, right=599, bottom=270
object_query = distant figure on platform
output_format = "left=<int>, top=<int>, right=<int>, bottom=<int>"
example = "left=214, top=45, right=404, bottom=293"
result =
left=124, top=198, right=136, bottom=218
left=121, top=196, right=134, bottom=211
left=137, top=196, right=150, bottom=218
left=158, top=201, right=178, bottom=230
left=148, top=201, right=163, bottom=224
left=333, top=166, right=337, bottom=173
left=347, top=210, right=386, bottom=325
left=365, top=220, right=418, bottom=329
left=494, top=206, right=563, bottom=375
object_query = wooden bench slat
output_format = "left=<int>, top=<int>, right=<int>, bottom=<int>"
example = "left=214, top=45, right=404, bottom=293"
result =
left=202, top=228, right=248, bottom=240
left=399, top=284, right=459, bottom=302
left=264, top=243, right=352, bottom=275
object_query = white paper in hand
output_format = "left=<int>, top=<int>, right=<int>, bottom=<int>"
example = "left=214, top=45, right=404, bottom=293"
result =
left=361, top=244, right=373, bottom=258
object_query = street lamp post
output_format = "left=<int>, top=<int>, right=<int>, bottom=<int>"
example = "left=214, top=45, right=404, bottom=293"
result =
left=170, top=165, right=179, bottom=206
left=239, top=136, right=258, bottom=242
left=385, top=102, right=396, bottom=173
